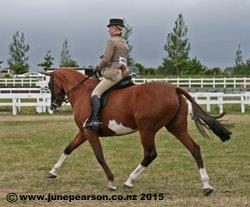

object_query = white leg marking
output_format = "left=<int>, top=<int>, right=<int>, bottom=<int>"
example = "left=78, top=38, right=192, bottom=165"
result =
left=49, top=153, right=68, bottom=176
left=108, top=120, right=137, bottom=135
left=124, top=164, right=145, bottom=187
left=199, top=168, right=213, bottom=189
left=107, top=180, right=117, bottom=190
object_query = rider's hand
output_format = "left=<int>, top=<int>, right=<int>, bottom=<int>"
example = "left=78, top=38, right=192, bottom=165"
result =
left=93, top=65, right=101, bottom=76
left=93, top=65, right=99, bottom=72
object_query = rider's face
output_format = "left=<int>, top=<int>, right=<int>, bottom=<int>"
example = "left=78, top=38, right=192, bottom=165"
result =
left=108, top=26, right=120, bottom=37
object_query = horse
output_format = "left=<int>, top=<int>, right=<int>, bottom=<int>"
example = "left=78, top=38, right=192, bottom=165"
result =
left=45, top=68, right=231, bottom=196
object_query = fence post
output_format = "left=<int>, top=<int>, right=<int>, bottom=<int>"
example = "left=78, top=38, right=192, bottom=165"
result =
left=233, top=77, right=236, bottom=88
left=224, top=77, right=226, bottom=88
left=207, top=96, right=211, bottom=112
left=218, top=96, right=223, bottom=113
left=201, top=77, right=203, bottom=88
left=241, top=94, right=245, bottom=113
left=188, top=77, right=191, bottom=88
left=12, top=98, right=17, bottom=115
left=42, top=97, right=46, bottom=112
left=17, top=98, right=21, bottom=112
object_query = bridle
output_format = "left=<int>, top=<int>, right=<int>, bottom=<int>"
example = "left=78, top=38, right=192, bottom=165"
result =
left=49, top=73, right=97, bottom=110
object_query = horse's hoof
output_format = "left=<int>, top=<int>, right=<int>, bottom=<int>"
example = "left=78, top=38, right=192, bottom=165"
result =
left=123, top=184, right=133, bottom=189
left=107, top=180, right=117, bottom=191
left=107, top=186, right=117, bottom=191
left=203, top=188, right=213, bottom=196
left=124, top=180, right=133, bottom=189
left=47, top=173, right=57, bottom=178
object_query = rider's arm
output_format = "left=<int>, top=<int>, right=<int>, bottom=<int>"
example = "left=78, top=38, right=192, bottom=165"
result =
left=98, top=39, right=115, bottom=70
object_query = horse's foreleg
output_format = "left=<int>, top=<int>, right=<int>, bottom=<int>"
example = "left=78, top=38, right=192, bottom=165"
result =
left=124, top=130, right=157, bottom=188
left=48, top=131, right=86, bottom=178
left=85, top=130, right=116, bottom=191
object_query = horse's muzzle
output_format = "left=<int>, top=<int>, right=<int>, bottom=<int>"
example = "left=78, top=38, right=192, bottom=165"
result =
left=50, top=101, right=60, bottom=112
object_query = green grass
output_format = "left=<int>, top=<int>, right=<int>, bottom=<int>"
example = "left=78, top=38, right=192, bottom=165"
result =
left=0, top=115, right=249, bottom=207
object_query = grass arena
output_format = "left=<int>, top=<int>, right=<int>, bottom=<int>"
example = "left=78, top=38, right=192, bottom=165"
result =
left=0, top=113, right=249, bottom=207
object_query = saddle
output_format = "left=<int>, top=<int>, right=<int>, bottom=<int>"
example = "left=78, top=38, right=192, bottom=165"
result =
left=100, top=76, right=135, bottom=108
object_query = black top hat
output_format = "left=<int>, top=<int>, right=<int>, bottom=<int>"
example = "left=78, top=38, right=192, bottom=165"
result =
left=107, top=18, right=125, bottom=27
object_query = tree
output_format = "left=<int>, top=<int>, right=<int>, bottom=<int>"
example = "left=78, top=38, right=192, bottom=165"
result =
left=232, top=45, right=249, bottom=76
left=0, top=60, right=3, bottom=68
left=123, top=19, right=135, bottom=66
left=235, top=45, right=243, bottom=66
left=162, top=13, right=191, bottom=75
left=245, top=59, right=250, bottom=76
left=182, top=58, right=206, bottom=75
left=37, top=50, right=54, bottom=71
left=134, top=63, right=145, bottom=74
left=59, top=39, right=79, bottom=67
left=60, top=59, right=79, bottom=67
left=8, top=30, right=30, bottom=74
left=205, top=67, right=224, bottom=76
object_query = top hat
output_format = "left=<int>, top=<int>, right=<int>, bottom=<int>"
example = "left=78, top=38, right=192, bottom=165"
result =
left=107, top=18, right=125, bottom=27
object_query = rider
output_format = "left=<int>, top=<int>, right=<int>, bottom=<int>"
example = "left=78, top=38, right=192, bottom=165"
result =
left=85, top=18, right=130, bottom=131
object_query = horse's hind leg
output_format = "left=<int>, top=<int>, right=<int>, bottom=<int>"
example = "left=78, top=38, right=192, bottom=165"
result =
left=124, top=130, right=157, bottom=188
left=166, top=100, right=213, bottom=196
left=48, top=130, right=87, bottom=178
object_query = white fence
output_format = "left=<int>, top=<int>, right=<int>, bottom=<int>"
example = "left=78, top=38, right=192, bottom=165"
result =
left=188, top=92, right=250, bottom=113
left=0, top=88, right=250, bottom=115
left=133, top=77, right=250, bottom=88
left=0, top=77, right=43, bottom=87
left=1, top=77, right=250, bottom=88
left=0, top=88, right=52, bottom=115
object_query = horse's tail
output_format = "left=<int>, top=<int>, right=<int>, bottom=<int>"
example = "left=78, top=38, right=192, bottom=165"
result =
left=176, top=87, right=232, bottom=142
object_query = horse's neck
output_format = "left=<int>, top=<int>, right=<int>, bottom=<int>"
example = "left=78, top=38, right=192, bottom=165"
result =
left=58, top=71, right=85, bottom=91
left=59, top=73, right=97, bottom=101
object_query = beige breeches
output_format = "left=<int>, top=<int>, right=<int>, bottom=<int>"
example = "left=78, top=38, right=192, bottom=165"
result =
left=91, top=70, right=124, bottom=98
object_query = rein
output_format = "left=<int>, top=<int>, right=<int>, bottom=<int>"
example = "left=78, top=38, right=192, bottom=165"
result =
left=65, top=74, right=96, bottom=96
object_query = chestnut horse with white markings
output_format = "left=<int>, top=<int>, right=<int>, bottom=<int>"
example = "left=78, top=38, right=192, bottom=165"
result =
left=46, top=68, right=231, bottom=196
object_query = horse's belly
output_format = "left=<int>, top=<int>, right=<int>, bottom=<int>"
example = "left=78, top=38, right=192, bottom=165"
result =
left=107, top=120, right=137, bottom=135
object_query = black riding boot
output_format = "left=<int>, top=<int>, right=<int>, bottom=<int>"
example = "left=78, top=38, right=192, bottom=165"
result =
left=85, top=95, right=101, bottom=131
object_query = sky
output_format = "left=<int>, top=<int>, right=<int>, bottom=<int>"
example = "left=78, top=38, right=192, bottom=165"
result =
left=0, top=0, right=250, bottom=71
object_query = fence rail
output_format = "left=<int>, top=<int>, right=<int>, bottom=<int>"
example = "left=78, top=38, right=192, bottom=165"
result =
left=132, top=77, right=250, bottom=88
left=0, top=88, right=250, bottom=115
left=1, top=77, right=250, bottom=88
left=0, top=77, right=44, bottom=87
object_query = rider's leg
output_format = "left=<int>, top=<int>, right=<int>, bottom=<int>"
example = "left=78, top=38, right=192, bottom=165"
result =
left=85, top=70, right=123, bottom=131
